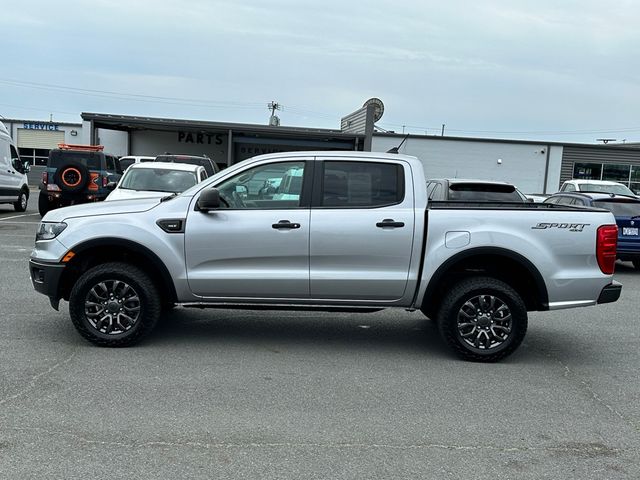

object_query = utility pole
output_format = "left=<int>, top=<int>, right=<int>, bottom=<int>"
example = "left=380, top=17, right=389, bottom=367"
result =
left=441, top=124, right=445, bottom=136
left=267, top=101, right=281, bottom=126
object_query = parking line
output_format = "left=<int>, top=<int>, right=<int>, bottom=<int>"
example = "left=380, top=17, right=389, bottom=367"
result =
left=0, top=213, right=40, bottom=222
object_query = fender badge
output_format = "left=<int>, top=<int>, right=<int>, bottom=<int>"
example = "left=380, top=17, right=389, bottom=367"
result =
left=531, top=222, right=590, bottom=232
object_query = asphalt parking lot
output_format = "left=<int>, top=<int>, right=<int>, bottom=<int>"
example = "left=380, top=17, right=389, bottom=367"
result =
left=0, top=200, right=638, bottom=480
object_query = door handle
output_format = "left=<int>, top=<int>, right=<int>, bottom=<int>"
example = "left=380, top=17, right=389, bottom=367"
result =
left=376, top=219, right=405, bottom=228
left=272, top=220, right=301, bottom=229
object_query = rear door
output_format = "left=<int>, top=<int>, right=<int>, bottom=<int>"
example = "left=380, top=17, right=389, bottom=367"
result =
left=0, top=138, right=11, bottom=200
left=309, top=158, right=415, bottom=301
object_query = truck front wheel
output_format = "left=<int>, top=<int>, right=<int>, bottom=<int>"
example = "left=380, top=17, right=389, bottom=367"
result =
left=69, top=262, right=161, bottom=347
left=436, top=276, right=527, bottom=362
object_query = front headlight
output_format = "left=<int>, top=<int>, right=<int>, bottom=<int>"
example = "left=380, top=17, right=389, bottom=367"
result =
left=36, top=222, right=67, bottom=241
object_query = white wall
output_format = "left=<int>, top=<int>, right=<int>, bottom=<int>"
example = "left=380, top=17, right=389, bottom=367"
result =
left=131, top=130, right=228, bottom=165
left=372, top=135, right=561, bottom=194
left=96, top=128, right=128, bottom=156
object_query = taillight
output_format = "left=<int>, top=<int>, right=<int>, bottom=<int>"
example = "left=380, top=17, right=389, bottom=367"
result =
left=596, top=225, right=618, bottom=274
left=102, top=176, right=108, bottom=188
left=42, top=171, right=48, bottom=185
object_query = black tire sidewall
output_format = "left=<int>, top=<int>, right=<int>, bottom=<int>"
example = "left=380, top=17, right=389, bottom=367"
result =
left=438, top=277, right=527, bottom=361
left=69, top=263, right=160, bottom=346
left=38, top=191, right=51, bottom=216
left=14, top=191, right=28, bottom=212
left=54, top=162, right=90, bottom=193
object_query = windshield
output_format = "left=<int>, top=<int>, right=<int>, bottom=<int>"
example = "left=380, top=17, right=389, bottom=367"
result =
left=594, top=200, right=640, bottom=217
left=49, top=150, right=102, bottom=170
left=448, top=183, right=524, bottom=202
left=579, top=183, right=635, bottom=196
left=119, top=168, right=197, bottom=193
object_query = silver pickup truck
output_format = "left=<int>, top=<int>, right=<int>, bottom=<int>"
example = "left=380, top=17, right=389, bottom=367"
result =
left=29, top=151, right=621, bottom=362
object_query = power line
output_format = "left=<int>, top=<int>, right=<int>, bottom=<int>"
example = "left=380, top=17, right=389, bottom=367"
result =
left=0, top=78, right=265, bottom=108
left=0, top=78, right=343, bottom=122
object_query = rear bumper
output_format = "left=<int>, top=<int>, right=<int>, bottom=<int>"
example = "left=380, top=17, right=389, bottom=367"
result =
left=597, top=281, right=622, bottom=304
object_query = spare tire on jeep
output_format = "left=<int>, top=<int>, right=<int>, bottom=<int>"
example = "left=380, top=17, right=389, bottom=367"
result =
left=54, top=162, right=90, bottom=193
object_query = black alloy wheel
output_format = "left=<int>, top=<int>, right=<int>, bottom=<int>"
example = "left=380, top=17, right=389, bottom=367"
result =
left=69, top=262, right=161, bottom=347
left=437, top=276, right=528, bottom=362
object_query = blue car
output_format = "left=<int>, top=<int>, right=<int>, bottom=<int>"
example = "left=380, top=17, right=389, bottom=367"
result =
left=544, top=192, right=640, bottom=269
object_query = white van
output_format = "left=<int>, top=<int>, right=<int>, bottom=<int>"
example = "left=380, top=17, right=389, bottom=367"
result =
left=0, top=121, right=30, bottom=212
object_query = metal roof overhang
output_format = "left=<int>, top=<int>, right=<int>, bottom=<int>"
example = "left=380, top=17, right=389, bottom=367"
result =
left=82, top=112, right=363, bottom=148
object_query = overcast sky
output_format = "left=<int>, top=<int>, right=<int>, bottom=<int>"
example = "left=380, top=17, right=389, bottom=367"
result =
left=1, top=0, right=639, bottom=142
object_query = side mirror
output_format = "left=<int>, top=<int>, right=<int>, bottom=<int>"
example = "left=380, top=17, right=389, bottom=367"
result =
left=526, top=198, right=534, bottom=203
left=23, top=161, right=31, bottom=173
left=106, top=181, right=118, bottom=190
left=197, top=188, right=221, bottom=211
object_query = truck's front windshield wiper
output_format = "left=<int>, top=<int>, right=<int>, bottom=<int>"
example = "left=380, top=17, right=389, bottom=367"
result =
left=160, top=193, right=179, bottom=202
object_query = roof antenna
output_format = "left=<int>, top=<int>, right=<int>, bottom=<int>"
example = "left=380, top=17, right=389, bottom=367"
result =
left=386, top=134, right=410, bottom=154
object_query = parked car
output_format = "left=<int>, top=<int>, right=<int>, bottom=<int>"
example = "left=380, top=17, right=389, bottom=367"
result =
left=117, top=155, right=155, bottom=171
left=559, top=179, right=636, bottom=197
left=30, top=151, right=621, bottom=362
left=38, top=144, right=122, bottom=216
left=106, top=162, right=207, bottom=201
left=154, top=154, right=219, bottom=177
left=524, top=194, right=550, bottom=203
left=427, top=179, right=528, bottom=202
left=0, top=121, right=30, bottom=212
left=544, top=192, right=640, bottom=269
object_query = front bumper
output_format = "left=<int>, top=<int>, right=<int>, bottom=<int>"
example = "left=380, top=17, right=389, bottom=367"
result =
left=597, top=281, right=622, bottom=304
left=29, top=259, right=65, bottom=310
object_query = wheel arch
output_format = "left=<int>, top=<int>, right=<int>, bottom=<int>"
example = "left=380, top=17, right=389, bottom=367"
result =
left=420, top=247, right=549, bottom=316
left=58, top=238, right=177, bottom=304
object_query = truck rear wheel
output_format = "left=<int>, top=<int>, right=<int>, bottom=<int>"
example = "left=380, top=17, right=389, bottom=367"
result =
left=436, top=276, right=527, bottom=362
left=69, top=262, right=161, bottom=347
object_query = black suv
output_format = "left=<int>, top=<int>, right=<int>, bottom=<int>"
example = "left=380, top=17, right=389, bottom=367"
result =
left=38, top=144, right=122, bottom=216
left=154, top=154, right=219, bottom=176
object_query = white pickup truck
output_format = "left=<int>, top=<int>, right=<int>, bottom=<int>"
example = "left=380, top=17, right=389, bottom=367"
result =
left=30, top=151, right=621, bottom=362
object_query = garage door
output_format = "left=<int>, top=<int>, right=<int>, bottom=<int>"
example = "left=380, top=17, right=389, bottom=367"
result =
left=17, top=129, right=65, bottom=149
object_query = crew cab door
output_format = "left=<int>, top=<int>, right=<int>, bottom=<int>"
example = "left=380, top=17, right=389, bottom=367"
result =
left=309, top=159, right=415, bottom=301
left=185, top=159, right=312, bottom=298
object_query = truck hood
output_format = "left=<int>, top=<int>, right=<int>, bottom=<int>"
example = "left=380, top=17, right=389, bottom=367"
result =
left=105, top=189, right=169, bottom=202
left=42, top=197, right=162, bottom=222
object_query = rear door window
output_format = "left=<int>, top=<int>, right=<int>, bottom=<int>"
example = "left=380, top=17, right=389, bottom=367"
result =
left=320, top=161, right=403, bottom=207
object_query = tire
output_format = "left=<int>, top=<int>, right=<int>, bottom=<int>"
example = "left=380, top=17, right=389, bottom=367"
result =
left=69, top=262, right=161, bottom=347
left=54, top=162, right=90, bottom=193
left=436, top=276, right=528, bottom=362
left=38, top=191, right=51, bottom=217
left=632, top=260, right=640, bottom=270
left=13, top=190, right=28, bottom=212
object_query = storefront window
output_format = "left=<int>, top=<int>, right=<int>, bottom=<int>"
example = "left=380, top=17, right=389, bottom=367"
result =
left=602, top=164, right=631, bottom=182
left=573, top=163, right=602, bottom=180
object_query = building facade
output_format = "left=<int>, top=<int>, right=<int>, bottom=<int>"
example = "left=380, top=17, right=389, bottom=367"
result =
left=6, top=108, right=640, bottom=194
left=81, top=113, right=365, bottom=168
left=371, top=133, right=640, bottom=194
left=0, top=118, right=82, bottom=166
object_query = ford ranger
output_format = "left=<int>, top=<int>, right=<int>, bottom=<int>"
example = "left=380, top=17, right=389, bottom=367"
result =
left=29, top=152, right=622, bottom=362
